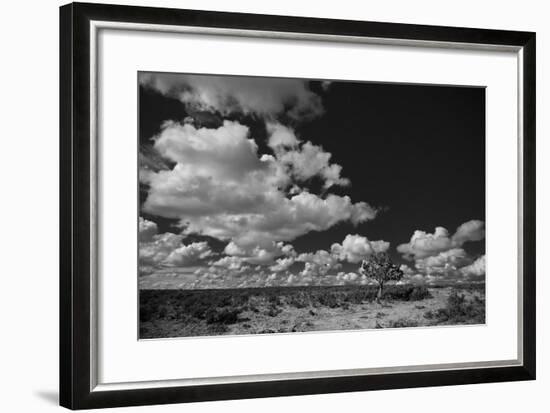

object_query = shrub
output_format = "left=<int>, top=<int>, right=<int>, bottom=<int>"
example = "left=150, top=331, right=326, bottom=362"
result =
left=268, top=295, right=282, bottom=306
left=205, top=308, right=241, bottom=324
left=209, top=323, right=229, bottom=333
left=317, top=292, right=340, bottom=308
left=266, top=305, right=282, bottom=317
left=434, top=290, right=485, bottom=324
left=158, top=306, right=168, bottom=319
left=259, top=329, right=277, bottom=334
left=382, top=285, right=412, bottom=300
left=382, top=284, right=432, bottom=301
left=389, top=318, right=419, bottom=328
left=288, top=292, right=310, bottom=308
left=140, top=307, right=151, bottom=322
left=409, top=285, right=433, bottom=301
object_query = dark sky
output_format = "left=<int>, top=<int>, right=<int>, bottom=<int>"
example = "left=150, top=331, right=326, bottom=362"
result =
left=139, top=78, right=485, bottom=271
left=295, top=81, right=486, bottom=265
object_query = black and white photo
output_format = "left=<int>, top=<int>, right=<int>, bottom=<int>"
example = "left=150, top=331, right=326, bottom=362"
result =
left=59, top=3, right=536, bottom=409
left=138, top=72, right=486, bottom=338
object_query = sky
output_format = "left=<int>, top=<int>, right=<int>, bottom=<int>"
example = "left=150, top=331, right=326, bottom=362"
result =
left=138, top=72, right=486, bottom=289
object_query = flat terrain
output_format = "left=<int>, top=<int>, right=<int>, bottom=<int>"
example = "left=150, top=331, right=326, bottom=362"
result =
left=139, top=283, right=485, bottom=339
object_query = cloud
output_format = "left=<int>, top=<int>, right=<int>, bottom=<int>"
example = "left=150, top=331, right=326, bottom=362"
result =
left=265, top=122, right=350, bottom=189
left=297, top=250, right=341, bottom=277
left=452, top=220, right=485, bottom=245
left=337, top=272, right=359, bottom=283
left=139, top=231, right=183, bottom=267
left=139, top=217, right=158, bottom=242
left=397, top=220, right=485, bottom=260
left=152, top=120, right=264, bottom=180
left=400, top=264, right=415, bottom=275
left=396, top=220, right=486, bottom=283
left=138, top=73, right=387, bottom=288
left=223, top=240, right=295, bottom=265
left=142, top=120, right=376, bottom=250
left=139, top=267, right=203, bottom=289
left=414, top=248, right=470, bottom=276
left=211, top=256, right=245, bottom=271
left=396, top=264, right=425, bottom=283
left=266, top=122, right=299, bottom=149
left=164, top=241, right=214, bottom=266
left=269, top=257, right=296, bottom=273
left=396, top=226, right=453, bottom=260
left=321, top=80, right=332, bottom=92
left=404, top=249, right=486, bottom=284
left=139, top=145, right=171, bottom=173
left=331, top=234, right=390, bottom=264
left=282, top=234, right=391, bottom=278
left=139, top=72, right=324, bottom=121
left=460, top=255, right=486, bottom=277
left=139, top=217, right=213, bottom=270
left=276, top=141, right=350, bottom=189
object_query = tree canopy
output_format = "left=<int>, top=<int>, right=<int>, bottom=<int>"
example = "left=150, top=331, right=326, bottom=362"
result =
left=359, top=252, right=403, bottom=299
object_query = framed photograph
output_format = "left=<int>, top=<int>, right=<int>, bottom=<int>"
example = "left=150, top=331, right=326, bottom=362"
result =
left=60, top=2, right=536, bottom=409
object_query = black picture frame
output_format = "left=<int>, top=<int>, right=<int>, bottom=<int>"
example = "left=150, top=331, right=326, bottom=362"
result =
left=60, top=2, right=536, bottom=410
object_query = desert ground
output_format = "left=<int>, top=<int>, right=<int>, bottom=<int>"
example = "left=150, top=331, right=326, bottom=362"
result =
left=139, top=283, right=485, bottom=339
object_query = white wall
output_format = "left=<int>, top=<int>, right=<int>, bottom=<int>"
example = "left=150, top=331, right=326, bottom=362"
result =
left=0, top=0, right=546, bottom=412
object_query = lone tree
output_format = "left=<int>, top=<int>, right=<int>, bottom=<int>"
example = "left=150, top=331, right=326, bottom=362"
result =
left=359, top=252, right=403, bottom=302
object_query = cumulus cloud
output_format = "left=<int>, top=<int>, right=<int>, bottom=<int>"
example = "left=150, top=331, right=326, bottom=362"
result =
left=279, top=234, right=391, bottom=279
left=266, top=122, right=299, bottom=149
left=460, top=255, right=486, bottom=277
left=297, top=250, right=341, bottom=277
left=151, top=120, right=263, bottom=180
left=139, top=217, right=213, bottom=271
left=265, top=122, right=350, bottom=189
left=331, top=234, right=390, bottom=263
left=142, top=120, right=376, bottom=250
left=396, top=264, right=425, bottom=283
left=164, top=241, right=214, bottom=266
left=211, top=256, right=245, bottom=271
left=452, top=220, right=485, bottom=245
left=400, top=264, right=415, bottom=275
left=321, top=80, right=332, bottom=92
left=223, top=240, right=295, bottom=265
left=139, top=217, right=158, bottom=242
left=270, top=257, right=296, bottom=273
left=396, top=226, right=453, bottom=260
left=396, top=220, right=486, bottom=283
left=138, top=73, right=387, bottom=288
left=276, top=141, right=350, bottom=188
left=337, top=272, right=359, bottom=283
left=139, top=72, right=324, bottom=121
left=139, top=231, right=183, bottom=267
left=210, top=261, right=250, bottom=276
left=397, top=220, right=485, bottom=260
left=414, top=248, right=470, bottom=276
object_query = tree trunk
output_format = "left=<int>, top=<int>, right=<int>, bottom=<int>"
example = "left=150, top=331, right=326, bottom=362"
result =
left=376, top=283, right=384, bottom=303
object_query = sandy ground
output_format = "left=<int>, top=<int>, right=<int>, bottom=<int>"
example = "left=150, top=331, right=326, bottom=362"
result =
left=140, top=287, right=485, bottom=338
left=228, top=287, right=483, bottom=334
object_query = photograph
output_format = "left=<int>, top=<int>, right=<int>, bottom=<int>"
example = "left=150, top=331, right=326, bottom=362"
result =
left=138, top=72, right=486, bottom=339
left=55, top=2, right=537, bottom=409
